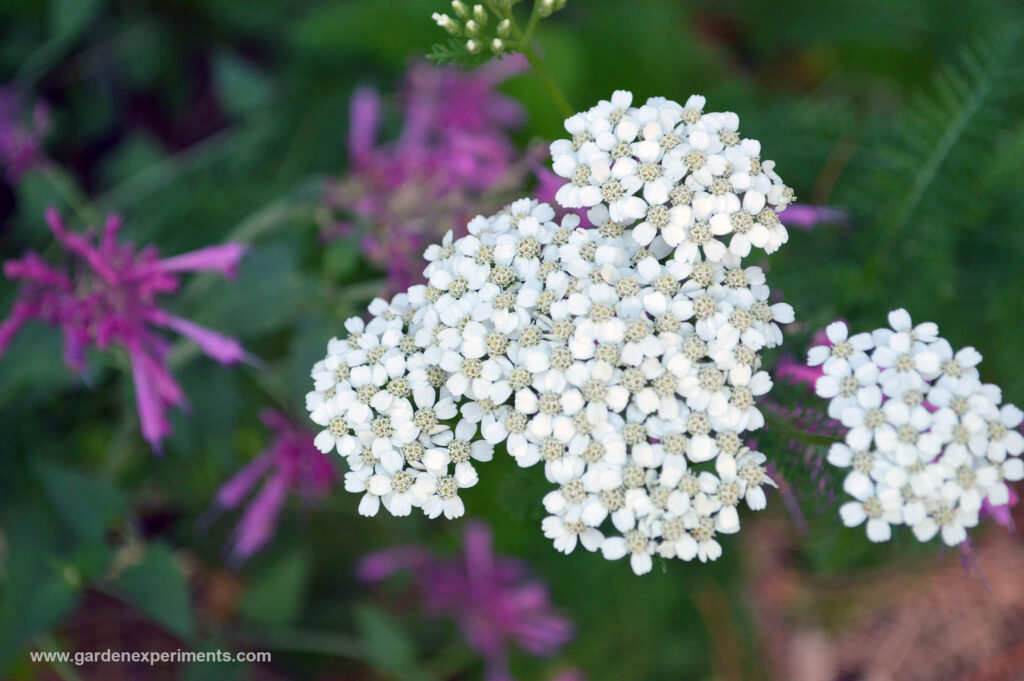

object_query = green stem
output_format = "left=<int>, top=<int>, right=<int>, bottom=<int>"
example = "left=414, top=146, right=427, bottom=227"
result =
left=484, top=0, right=573, bottom=119
left=523, top=0, right=544, bottom=41
left=518, top=41, right=573, bottom=119
left=762, top=408, right=844, bottom=448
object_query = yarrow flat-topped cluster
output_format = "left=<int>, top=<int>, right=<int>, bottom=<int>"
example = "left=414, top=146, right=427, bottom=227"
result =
left=307, top=91, right=797, bottom=574
left=810, top=310, right=1024, bottom=546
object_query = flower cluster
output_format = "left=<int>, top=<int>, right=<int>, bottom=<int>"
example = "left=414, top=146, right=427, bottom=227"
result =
left=0, top=208, right=250, bottom=450
left=550, top=91, right=794, bottom=259
left=212, top=409, right=336, bottom=564
left=321, top=59, right=535, bottom=291
left=308, top=92, right=796, bottom=573
left=809, top=310, right=1024, bottom=546
left=432, top=0, right=568, bottom=58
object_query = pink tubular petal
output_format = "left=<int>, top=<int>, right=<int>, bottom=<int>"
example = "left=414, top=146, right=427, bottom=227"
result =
left=217, top=453, right=275, bottom=509
left=157, top=243, right=248, bottom=278
left=777, top=204, right=848, bottom=230
left=150, top=310, right=249, bottom=365
left=229, top=472, right=289, bottom=563
left=775, top=355, right=824, bottom=386
left=133, top=338, right=186, bottom=406
left=259, top=407, right=293, bottom=433
left=348, top=87, right=381, bottom=167
left=4, top=252, right=71, bottom=289
left=100, top=214, right=122, bottom=255
left=45, top=207, right=120, bottom=284
left=356, top=546, right=432, bottom=583
left=462, top=520, right=497, bottom=583
left=128, top=346, right=172, bottom=451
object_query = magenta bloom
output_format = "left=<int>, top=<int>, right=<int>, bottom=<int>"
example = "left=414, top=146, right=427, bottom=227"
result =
left=214, top=409, right=336, bottom=563
left=776, top=326, right=833, bottom=386
left=777, top=203, right=848, bottom=230
left=0, top=208, right=249, bottom=450
left=323, top=59, right=532, bottom=290
left=982, top=484, right=1018, bottom=530
left=775, top=354, right=825, bottom=387
left=0, top=87, right=49, bottom=184
left=358, top=521, right=574, bottom=681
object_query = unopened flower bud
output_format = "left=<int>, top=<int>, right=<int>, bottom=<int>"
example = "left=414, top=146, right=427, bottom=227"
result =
left=491, top=38, right=505, bottom=53
left=537, top=0, right=566, bottom=17
left=496, top=18, right=511, bottom=37
left=465, top=38, right=482, bottom=53
left=432, top=12, right=462, bottom=35
left=451, top=1, right=471, bottom=19
left=464, top=19, right=481, bottom=36
left=472, top=4, right=488, bottom=25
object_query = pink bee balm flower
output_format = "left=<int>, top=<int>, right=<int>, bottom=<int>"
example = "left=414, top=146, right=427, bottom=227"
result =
left=322, top=59, right=535, bottom=291
left=777, top=203, right=848, bottom=230
left=358, top=521, right=574, bottom=681
left=0, top=207, right=250, bottom=451
left=214, top=409, right=336, bottom=564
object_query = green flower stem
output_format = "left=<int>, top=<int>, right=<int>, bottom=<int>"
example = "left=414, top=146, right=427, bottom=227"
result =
left=518, top=41, right=574, bottom=120
left=483, top=0, right=573, bottom=119
left=523, top=0, right=545, bottom=43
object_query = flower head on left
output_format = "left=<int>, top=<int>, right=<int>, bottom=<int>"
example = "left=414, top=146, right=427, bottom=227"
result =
left=0, top=207, right=251, bottom=451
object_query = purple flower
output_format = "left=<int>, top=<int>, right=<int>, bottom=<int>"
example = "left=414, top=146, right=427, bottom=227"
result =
left=777, top=203, right=847, bottom=230
left=322, top=59, right=534, bottom=290
left=775, top=355, right=823, bottom=387
left=358, top=521, right=574, bottom=681
left=982, top=484, right=1018, bottom=530
left=0, top=87, right=50, bottom=184
left=0, top=208, right=250, bottom=451
left=214, top=409, right=336, bottom=563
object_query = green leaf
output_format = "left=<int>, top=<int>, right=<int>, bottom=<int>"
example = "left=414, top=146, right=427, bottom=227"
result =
left=189, top=245, right=317, bottom=338
left=240, top=552, right=311, bottom=626
left=427, top=38, right=494, bottom=68
left=49, top=0, right=105, bottom=41
left=37, top=465, right=127, bottom=542
left=0, top=323, right=78, bottom=408
left=356, top=606, right=437, bottom=681
left=324, top=238, right=363, bottom=282
left=115, top=543, right=195, bottom=640
left=0, top=505, right=84, bottom=671
left=212, top=51, right=273, bottom=118
left=291, top=0, right=438, bottom=66
left=848, top=30, right=1024, bottom=272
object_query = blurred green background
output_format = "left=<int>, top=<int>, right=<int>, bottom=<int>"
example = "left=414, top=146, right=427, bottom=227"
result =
left=2, top=1, right=1024, bottom=680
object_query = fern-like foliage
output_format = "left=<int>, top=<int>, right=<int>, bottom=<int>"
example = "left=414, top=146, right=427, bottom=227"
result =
left=846, top=30, right=1024, bottom=278
left=759, top=378, right=845, bottom=520
left=427, top=38, right=496, bottom=68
